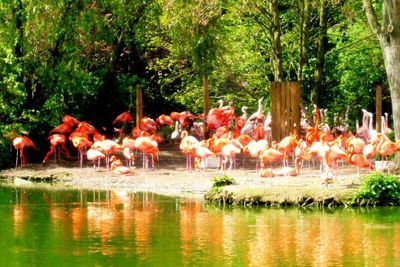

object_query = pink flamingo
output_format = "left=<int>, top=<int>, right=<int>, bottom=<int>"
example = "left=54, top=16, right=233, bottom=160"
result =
left=43, top=134, right=71, bottom=163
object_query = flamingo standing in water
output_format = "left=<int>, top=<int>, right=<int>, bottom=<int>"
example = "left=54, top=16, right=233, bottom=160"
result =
left=13, top=136, right=36, bottom=169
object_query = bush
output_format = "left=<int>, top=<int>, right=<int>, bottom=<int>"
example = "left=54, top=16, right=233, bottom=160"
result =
left=352, top=172, right=400, bottom=206
left=211, top=175, right=236, bottom=188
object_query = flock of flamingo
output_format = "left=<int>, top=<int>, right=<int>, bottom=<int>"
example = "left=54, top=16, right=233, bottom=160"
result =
left=9, top=98, right=400, bottom=182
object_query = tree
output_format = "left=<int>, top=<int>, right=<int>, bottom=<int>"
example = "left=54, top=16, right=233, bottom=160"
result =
left=160, top=0, right=226, bottom=116
left=363, top=0, right=400, bottom=142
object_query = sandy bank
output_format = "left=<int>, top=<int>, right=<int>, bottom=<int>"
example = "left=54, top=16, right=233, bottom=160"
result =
left=0, top=143, right=367, bottom=199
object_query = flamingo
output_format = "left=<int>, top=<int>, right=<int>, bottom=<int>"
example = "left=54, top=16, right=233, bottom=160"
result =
left=260, top=163, right=299, bottom=178
left=246, top=97, right=265, bottom=123
left=179, top=131, right=199, bottom=171
left=277, top=133, right=298, bottom=167
left=347, top=153, right=373, bottom=178
left=123, top=147, right=135, bottom=168
left=71, top=136, right=93, bottom=168
left=135, top=134, right=158, bottom=170
left=122, top=136, right=136, bottom=167
left=12, top=136, right=36, bottom=169
left=100, top=139, right=122, bottom=170
left=110, top=155, right=135, bottom=175
left=171, top=121, right=180, bottom=141
left=87, top=148, right=106, bottom=169
left=355, top=109, right=370, bottom=142
left=62, top=115, right=80, bottom=128
left=243, top=139, right=266, bottom=171
left=346, top=136, right=366, bottom=155
left=112, top=111, right=133, bottom=125
left=49, top=122, right=73, bottom=136
left=383, top=113, right=393, bottom=135
left=193, top=143, right=215, bottom=171
left=156, top=114, right=173, bottom=126
left=234, top=106, right=248, bottom=137
left=375, top=133, right=397, bottom=163
left=139, top=117, right=158, bottom=134
left=221, top=143, right=242, bottom=171
left=43, top=134, right=71, bottom=163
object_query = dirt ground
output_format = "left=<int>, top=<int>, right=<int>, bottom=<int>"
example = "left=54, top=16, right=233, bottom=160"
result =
left=0, top=143, right=378, bottom=198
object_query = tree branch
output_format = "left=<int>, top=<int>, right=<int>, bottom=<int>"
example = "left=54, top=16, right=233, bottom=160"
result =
left=362, top=0, right=381, bottom=35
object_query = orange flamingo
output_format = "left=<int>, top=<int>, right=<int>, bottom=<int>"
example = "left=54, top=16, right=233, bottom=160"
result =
left=259, top=145, right=284, bottom=169
left=139, top=117, right=158, bottom=134
left=112, top=111, right=133, bottom=125
left=43, top=134, right=71, bottom=163
left=277, top=133, right=299, bottom=167
left=243, top=139, right=266, bottom=171
left=135, top=134, right=159, bottom=170
left=156, top=114, right=173, bottom=126
left=62, top=115, right=80, bottom=128
left=71, top=135, right=93, bottom=168
left=347, top=153, right=373, bottom=177
left=346, top=136, right=366, bottom=155
left=49, top=122, right=73, bottom=135
left=12, top=136, right=36, bottom=168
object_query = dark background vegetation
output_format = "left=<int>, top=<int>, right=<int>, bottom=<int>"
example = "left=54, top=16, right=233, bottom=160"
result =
left=0, top=0, right=391, bottom=168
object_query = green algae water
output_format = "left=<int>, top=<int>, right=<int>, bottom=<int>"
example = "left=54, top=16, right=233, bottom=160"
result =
left=0, top=185, right=399, bottom=266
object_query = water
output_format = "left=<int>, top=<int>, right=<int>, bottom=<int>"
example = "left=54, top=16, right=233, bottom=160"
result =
left=0, top=185, right=399, bottom=266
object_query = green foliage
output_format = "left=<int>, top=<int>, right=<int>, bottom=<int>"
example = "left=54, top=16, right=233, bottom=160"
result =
left=352, top=172, right=400, bottom=206
left=0, top=0, right=396, bottom=169
left=211, top=175, right=236, bottom=188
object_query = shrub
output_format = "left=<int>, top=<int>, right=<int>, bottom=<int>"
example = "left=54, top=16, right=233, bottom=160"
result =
left=352, top=172, right=400, bottom=206
left=211, top=175, right=236, bottom=188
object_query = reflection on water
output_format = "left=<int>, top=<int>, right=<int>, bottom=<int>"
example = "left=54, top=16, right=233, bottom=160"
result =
left=0, top=185, right=399, bottom=266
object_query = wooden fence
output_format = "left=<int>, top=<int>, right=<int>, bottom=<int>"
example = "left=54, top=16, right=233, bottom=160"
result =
left=270, top=82, right=301, bottom=141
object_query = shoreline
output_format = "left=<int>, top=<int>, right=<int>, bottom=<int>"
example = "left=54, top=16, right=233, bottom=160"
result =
left=0, top=159, right=365, bottom=202
left=0, top=143, right=383, bottom=204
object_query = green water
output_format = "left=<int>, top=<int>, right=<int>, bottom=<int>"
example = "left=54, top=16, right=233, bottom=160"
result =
left=0, top=185, right=399, bottom=267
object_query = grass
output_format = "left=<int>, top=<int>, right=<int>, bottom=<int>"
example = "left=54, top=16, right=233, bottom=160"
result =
left=205, top=172, right=400, bottom=207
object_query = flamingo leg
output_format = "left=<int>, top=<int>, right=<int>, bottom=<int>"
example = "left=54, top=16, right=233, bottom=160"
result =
left=15, top=149, right=19, bottom=169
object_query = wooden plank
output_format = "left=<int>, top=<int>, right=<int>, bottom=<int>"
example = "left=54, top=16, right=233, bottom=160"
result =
left=280, top=82, right=286, bottom=140
left=270, top=82, right=275, bottom=140
left=292, top=82, right=301, bottom=137
left=271, top=82, right=278, bottom=141
left=375, top=84, right=382, bottom=133
left=285, top=82, right=291, bottom=137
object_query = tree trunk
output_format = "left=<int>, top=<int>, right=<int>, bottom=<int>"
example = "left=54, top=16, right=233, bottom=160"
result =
left=363, top=0, right=400, bottom=143
left=297, top=0, right=310, bottom=81
left=270, top=0, right=283, bottom=82
left=136, top=84, right=143, bottom=127
left=312, top=0, right=327, bottom=105
left=203, top=75, right=210, bottom=117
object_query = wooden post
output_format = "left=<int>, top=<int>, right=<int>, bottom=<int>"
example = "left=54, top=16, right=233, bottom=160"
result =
left=291, top=82, right=301, bottom=136
left=270, top=81, right=301, bottom=141
left=136, top=84, right=143, bottom=127
left=375, top=84, right=382, bottom=133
